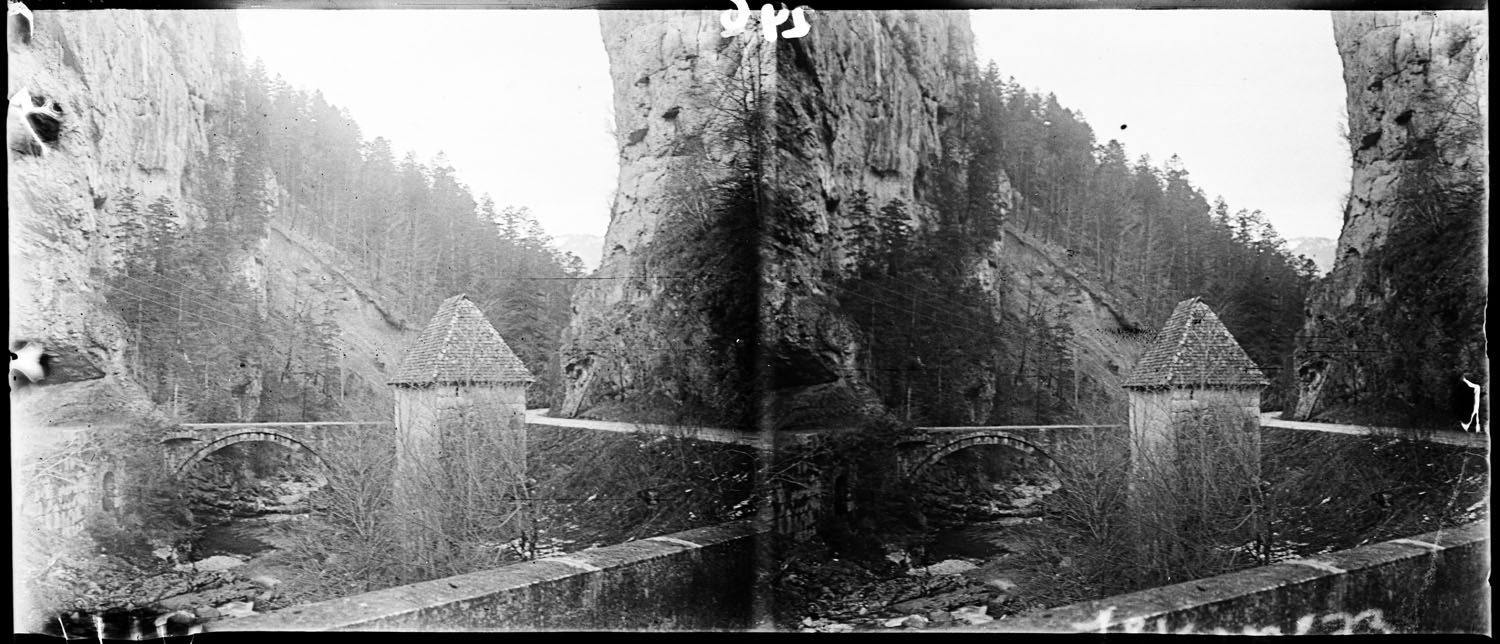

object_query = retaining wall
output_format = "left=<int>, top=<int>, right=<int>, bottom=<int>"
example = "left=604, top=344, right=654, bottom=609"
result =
left=13, top=427, right=114, bottom=537
left=213, top=519, right=767, bottom=631
left=990, top=520, right=1489, bottom=634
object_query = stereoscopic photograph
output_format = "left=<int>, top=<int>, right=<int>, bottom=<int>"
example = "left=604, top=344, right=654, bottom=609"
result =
left=9, top=0, right=1488, bottom=637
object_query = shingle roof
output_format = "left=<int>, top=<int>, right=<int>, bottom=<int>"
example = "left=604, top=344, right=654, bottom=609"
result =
left=388, top=294, right=535, bottom=386
left=1122, top=297, right=1269, bottom=390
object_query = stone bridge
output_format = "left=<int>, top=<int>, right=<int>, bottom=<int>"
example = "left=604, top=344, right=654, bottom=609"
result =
left=161, top=422, right=395, bottom=476
left=896, top=424, right=1123, bottom=478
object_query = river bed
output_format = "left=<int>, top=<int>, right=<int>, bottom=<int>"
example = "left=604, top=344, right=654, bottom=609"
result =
left=781, top=470, right=1070, bottom=632
left=40, top=458, right=327, bottom=640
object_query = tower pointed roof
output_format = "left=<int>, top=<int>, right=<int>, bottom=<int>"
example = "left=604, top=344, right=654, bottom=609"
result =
left=389, top=294, right=535, bottom=386
left=1122, top=297, right=1269, bottom=390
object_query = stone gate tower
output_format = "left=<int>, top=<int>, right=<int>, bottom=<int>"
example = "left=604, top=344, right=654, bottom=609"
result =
left=388, top=294, right=535, bottom=565
left=1122, top=297, right=1269, bottom=571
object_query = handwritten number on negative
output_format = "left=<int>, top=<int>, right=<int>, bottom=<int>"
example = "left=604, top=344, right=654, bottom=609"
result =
left=722, top=1, right=811, bottom=42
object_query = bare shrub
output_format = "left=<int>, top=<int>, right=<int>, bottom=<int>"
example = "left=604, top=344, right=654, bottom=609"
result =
left=282, top=431, right=405, bottom=596
left=1049, top=397, right=1265, bottom=592
left=1132, top=400, right=1266, bottom=584
left=284, top=411, right=528, bottom=592
left=387, top=393, right=531, bottom=580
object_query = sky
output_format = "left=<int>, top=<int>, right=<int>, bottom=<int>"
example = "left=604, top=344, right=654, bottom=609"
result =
left=237, top=10, right=619, bottom=242
left=971, top=11, right=1351, bottom=242
left=238, top=9, right=1351, bottom=243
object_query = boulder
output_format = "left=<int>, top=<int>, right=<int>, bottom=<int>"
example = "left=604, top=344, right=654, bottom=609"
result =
left=249, top=575, right=281, bottom=589
left=216, top=601, right=255, bottom=618
left=901, top=614, right=930, bottom=629
left=961, top=614, right=995, bottom=626
left=953, top=605, right=994, bottom=626
left=908, top=559, right=979, bottom=577
left=984, top=578, right=1017, bottom=592
left=188, top=555, right=245, bottom=572
left=193, top=606, right=220, bottom=621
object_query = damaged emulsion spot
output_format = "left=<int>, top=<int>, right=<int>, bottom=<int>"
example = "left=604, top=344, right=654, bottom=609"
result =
left=8, top=0, right=32, bottom=45
left=9, top=339, right=49, bottom=391
left=8, top=87, right=65, bottom=156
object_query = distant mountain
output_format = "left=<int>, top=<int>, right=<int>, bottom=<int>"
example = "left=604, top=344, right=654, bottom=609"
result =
left=1288, top=237, right=1336, bottom=275
left=555, top=234, right=605, bottom=272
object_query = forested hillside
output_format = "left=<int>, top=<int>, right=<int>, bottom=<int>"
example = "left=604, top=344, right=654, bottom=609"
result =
left=101, top=59, right=586, bottom=422
left=564, top=14, right=1321, bottom=429
left=834, top=64, right=1321, bottom=421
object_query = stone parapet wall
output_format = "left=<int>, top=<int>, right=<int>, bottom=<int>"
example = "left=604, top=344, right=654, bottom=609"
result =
left=215, top=520, right=766, bottom=631
left=990, top=520, right=1488, bottom=634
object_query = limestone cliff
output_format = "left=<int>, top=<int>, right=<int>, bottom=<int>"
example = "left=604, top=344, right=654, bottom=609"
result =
left=561, top=11, right=1145, bottom=428
left=765, top=12, right=1145, bottom=427
left=1292, top=12, right=1487, bottom=424
left=9, top=10, right=243, bottom=428
left=556, top=11, right=760, bottom=424
left=8, top=10, right=411, bottom=432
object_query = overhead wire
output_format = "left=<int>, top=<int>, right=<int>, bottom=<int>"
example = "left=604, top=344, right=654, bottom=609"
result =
left=106, top=284, right=260, bottom=336
left=116, top=272, right=254, bottom=315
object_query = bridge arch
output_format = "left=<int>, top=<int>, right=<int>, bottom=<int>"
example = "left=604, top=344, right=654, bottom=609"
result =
left=904, top=432, right=1056, bottom=479
left=172, top=430, right=329, bottom=477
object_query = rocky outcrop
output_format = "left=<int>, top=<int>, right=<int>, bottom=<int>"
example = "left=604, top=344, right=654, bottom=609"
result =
left=1292, top=12, right=1487, bottom=424
left=561, top=11, right=1145, bottom=428
left=9, top=11, right=243, bottom=428
left=764, top=11, right=978, bottom=426
left=557, top=11, right=758, bottom=422
left=9, top=11, right=413, bottom=430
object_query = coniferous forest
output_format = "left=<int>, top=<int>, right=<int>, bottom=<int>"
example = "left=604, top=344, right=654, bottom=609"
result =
left=17, top=9, right=1486, bottom=638
left=102, top=59, right=586, bottom=423
left=834, top=63, right=1320, bottom=424
left=100, top=56, right=1319, bottom=426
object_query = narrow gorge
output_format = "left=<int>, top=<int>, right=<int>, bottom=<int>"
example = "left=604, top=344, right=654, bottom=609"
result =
left=10, top=7, right=1485, bottom=636
left=560, top=10, right=1147, bottom=431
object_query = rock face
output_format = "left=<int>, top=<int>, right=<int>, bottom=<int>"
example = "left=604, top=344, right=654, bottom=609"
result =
left=9, top=11, right=244, bottom=428
left=763, top=11, right=979, bottom=426
left=558, top=11, right=768, bottom=423
left=8, top=11, right=412, bottom=432
left=1292, top=12, right=1487, bottom=424
left=8, top=12, right=411, bottom=580
left=561, top=11, right=1145, bottom=427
